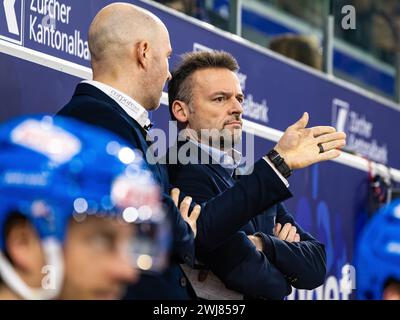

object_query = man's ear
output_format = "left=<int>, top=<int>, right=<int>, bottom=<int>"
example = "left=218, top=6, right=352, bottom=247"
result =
left=6, top=221, right=43, bottom=275
left=171, top=100, right=190, bottom=124
left=136, top=40, right=150, bottom=69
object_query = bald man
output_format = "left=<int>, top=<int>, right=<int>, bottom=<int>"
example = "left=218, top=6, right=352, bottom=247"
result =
left=57, top=3, right=342, bottom=299
left=58, top=3, right=199, bottom=300
left=87, top=3, right=172, bottom=112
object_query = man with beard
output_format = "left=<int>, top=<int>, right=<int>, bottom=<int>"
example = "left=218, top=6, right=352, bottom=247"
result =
left=167, top=50, right=345, bottom=299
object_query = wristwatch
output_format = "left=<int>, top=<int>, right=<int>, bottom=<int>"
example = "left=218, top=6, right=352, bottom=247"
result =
left=266, top=149, right=292, bottom=178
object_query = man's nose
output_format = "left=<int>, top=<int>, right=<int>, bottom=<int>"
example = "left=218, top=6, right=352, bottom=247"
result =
left=167, top=70, right=172, bottom=81
left=230, top=98, right=243, bottom=115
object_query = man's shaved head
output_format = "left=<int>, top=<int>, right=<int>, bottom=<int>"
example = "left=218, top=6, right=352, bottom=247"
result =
left=87, top=2, right=172, bottom=110
left=88, top=2, right=166, bottom=68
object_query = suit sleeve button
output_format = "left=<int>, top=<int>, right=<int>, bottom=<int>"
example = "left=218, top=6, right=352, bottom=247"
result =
left=180, top=277, right=187, bottom=287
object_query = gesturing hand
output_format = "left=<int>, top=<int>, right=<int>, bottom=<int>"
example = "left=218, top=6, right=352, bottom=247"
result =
left=274, top=112, right=346, bottom=170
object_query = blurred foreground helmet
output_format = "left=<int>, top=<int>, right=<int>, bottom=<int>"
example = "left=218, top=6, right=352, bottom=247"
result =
left=355, top=199, right=400, bottom=299
left=0, top=115, right=170, bottom=300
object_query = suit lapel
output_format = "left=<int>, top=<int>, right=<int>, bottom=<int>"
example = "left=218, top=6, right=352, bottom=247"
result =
left=176, top=139, right=235, bottom=188
left=206, top=163, right=235, bottom=188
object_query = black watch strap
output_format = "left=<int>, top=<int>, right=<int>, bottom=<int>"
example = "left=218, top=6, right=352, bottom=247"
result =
left=266, top=149, right=292, bottom=178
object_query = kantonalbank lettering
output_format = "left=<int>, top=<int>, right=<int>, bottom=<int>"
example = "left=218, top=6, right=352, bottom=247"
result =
left=28, top=0, right=90, bottom=60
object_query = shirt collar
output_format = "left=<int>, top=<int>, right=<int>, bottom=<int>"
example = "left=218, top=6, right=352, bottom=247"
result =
left=82, top=80, right=152, bottom=130
left=189, top=138, right=242, bottom=175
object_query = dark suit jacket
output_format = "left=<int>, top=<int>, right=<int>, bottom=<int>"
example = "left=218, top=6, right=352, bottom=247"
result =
left=57, top=83, right=293, bottom=299
left=168, top=141, right=327, bottom=300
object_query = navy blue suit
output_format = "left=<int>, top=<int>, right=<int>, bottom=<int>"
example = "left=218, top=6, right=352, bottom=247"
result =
left=57, top=83, right=293, bottom=299
left=168, top=141, right=327, bottom=299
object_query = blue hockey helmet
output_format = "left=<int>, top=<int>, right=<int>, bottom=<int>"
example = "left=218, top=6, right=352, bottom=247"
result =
left=355, top=199, right=400, bottom=299
left=0, top=115, right=169, bottom=299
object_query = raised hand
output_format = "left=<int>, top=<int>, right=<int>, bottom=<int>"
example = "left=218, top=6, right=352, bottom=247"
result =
left=274, top=112, right=346, bottom=170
